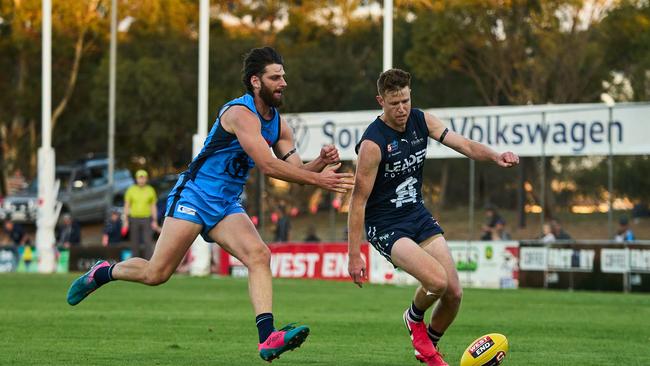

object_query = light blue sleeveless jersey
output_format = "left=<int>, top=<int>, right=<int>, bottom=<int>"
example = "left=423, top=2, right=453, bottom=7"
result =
left=188, top=92, right=280, bottom=198
left=165, top=93, right=281, bottom=239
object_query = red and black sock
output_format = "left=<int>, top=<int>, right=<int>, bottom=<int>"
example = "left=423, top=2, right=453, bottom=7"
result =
left=427, top=325, right=444, bottom=346
left=407, top=301, right=425, bottom=323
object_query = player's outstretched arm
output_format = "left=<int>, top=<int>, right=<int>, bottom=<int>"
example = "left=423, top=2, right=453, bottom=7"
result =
left=347, top=140, right=381, bottom=288
left=224, top=106, right=354, bottom=193
left=273, top=118, right=340, bottom=172
left=424, top=112, right=519, bottom=168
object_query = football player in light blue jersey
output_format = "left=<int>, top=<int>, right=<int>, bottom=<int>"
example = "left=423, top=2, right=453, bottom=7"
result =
left=67, top=47, right=354, bottom=362
left=347, top=69, right=519, bottom=366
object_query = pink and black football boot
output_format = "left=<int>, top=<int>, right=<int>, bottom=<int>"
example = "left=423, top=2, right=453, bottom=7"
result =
left=66, top=260, right=110, bottom=305
left=258, top=323, right=310, bottom=362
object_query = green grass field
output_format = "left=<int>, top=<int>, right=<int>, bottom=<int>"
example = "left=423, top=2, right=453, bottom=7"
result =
left=1, top=273, right=648, bottom=366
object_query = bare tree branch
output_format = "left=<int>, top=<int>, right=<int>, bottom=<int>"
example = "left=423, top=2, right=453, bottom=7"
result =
left=51, top=27, right=87, bottom=130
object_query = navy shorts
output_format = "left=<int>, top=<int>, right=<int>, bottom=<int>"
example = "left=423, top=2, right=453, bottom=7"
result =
left=165, top=174, right=246, bottom=242
left=365, top=207, right=444, bottom=265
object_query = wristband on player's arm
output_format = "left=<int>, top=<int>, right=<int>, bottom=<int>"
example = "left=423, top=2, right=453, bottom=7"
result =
left=438, top=128, right=449, bottom=143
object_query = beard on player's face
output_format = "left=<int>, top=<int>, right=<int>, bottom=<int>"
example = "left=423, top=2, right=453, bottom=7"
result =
left=259, top=81, right=283, bottom=108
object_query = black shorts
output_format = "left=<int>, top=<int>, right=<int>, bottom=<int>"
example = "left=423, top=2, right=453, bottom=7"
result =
left=365, top=207, right=444, bottom=265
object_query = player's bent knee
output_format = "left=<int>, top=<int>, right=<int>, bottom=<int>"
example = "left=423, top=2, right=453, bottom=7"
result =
left=445, top=287, right=463, bottom=305
left=143, top=268, right=172, bottom=286
left=423, top=276, right=448, bottom=297
left=242, top=245, right=271, bottom=269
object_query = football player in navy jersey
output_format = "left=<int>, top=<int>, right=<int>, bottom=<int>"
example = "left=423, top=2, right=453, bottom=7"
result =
left=347, top=69, right=518, bottom=366
left=67, top=47, right=354, bottom=362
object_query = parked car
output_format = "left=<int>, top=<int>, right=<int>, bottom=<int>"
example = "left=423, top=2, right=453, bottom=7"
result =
left=0, top=158, right=134, bottom=224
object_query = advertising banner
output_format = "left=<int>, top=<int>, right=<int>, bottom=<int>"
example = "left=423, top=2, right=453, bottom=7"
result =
left=369, top=249, right=418, bottom=285
left=519, top=247, right=548, bottom=271
left=219, top=243, right=370, bottom=281
left=0, top=247, right=69, bottom=273
left=520, top=246, right=597, bottom=272
left=0, top=248, right=17, bottom=273
left=547, top=248, right=595, bottom=272
left=600, top=248, right=650, bottom=273
left=285, top=103, right=650, bottom=161
left=219, top=241, right=518, bottom=288
left=449, top=241, right=520, bottom=289
left=369, top=241, right=519, bottom=288
left=601, top=249, right=628, bottom=274
left=68, top=247, right=123, bottom=272
left=519, top=242, right=650, bottom=291
left=630, top=249, right=650, bottom=273
left=219, top=241, right=519, bottom=288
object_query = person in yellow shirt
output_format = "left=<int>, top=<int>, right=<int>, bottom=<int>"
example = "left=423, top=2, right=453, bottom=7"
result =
left=123, top=170, right=158, bottom=259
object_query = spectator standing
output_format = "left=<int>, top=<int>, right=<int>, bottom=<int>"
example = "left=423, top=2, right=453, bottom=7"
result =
left=632, top=202, right=648, bottom=223
left=614, top=216, right=635, bottom=242
left=56, top=214, right=81, bottom=249
left=4, top=219, right=34, bottom=272
left=3, top=220, right=29, bottom=246
left=6, top=169, right=28, bottom=195
left=123, top=170, right=158, bottom=259
left=0, top=233, right=11, bottom=247
left=550, top=219, right=572, bottom=240
left=102, top=210, right=124, bottom=247
left=17, top=241, right=34, bottom=271
left=155, top=194, right=167, bottom=234
left=480, top=207, right=504, bottom=240
left=491, top=219, right=512, bottom=240
left=541, top=223, right=556, bottom=243
left=274, top=205, right=291, bottom=242
left=303, top=225, right=321, bottom=242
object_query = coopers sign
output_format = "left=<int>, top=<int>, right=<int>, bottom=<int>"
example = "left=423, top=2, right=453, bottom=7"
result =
left=285, top=103, right=650, bottom=160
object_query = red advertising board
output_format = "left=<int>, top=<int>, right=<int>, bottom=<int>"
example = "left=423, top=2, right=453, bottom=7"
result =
left=220, top=242, right=370, bottom=281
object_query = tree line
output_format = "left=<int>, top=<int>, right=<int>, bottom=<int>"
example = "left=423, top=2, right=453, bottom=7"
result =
left=1, top=0, right=649, bottom=210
